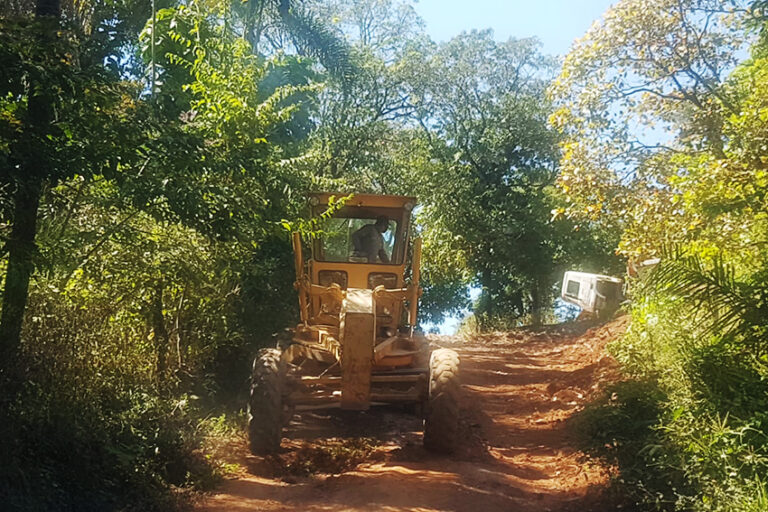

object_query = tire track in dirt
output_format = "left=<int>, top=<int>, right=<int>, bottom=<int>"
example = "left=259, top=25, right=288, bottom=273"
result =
left=197, top=317, right=629, bottom=512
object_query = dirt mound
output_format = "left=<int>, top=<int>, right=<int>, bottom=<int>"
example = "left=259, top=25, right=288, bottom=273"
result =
left=197, top=316, right=629, bottom=512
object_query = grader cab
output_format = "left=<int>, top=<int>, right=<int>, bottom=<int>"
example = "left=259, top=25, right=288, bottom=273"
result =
left=248, top=193, right=461, bottom=454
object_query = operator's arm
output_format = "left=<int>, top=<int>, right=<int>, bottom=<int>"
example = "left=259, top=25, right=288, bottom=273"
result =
left=351, top=227, right=363, bottom=253
left=378, top=247, right=390, bottom=264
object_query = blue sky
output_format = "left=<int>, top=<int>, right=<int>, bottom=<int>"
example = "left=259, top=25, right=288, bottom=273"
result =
left=413, top=0, right=617, bottom=57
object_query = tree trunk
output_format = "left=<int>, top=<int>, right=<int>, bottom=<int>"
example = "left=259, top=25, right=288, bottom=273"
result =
left=530, top=280, right=542, bottom=328
left=152, top=281, right=170, bottom=385
left=477, top=269, right=493, bottom=331
left=245, top=0, right=266, bottom=53
left=0, top=179, right=43, bottom=375
left=0, top=0, right=61, bottom=391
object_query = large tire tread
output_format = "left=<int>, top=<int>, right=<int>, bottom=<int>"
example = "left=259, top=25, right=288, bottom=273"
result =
left=248, top=348, right=284, bottom=455
left=423, top=348, right=461, bottom=454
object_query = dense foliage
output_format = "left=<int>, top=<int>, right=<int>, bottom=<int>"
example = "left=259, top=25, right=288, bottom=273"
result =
left=8, top=0, right=768, bottom=508
left=552, top=0, right=768, bottom=509
left=0, top=0, right=619, bottom=509
left=5, top=0, right=768, bottom=508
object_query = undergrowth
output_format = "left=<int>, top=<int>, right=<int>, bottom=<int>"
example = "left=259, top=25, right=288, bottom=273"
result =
left=572, top=294, right=768, bottom=512
left=0, top=208, right=293, bottom=511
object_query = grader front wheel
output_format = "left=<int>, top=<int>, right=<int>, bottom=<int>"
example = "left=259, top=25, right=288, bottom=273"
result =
left=248, top=348, right=285, bottom=455
left=423, top=348, right=461, bottom=453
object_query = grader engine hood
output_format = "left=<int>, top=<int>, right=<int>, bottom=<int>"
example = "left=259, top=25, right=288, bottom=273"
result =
left=339, top=288, right=375, bottom=410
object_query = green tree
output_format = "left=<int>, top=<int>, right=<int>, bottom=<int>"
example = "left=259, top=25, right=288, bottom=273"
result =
left=549, top=0, right=753, bottom=259
left=301, top=2, right=620, bottom=326
left=0, top=0, right=147, bottom=386
left=554, top=3, right=768, bottom=508
left=1, top=0, right=327, bottom=507
left=411, top=31, right=570, bottom=326
left=296, top=0, right=427, bottom=191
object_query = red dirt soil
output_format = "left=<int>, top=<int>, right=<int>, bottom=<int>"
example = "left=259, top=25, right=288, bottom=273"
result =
left=197, top=316, right=630, bottom=512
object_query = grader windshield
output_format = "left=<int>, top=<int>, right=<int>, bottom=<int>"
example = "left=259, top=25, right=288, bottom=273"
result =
left=317, top=215, right=400, bottom=264
left=310, top=195, right=413, bottom=266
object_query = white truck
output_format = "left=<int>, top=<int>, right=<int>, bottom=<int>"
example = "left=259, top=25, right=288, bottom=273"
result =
left=560, top=271, right=624, bottom=319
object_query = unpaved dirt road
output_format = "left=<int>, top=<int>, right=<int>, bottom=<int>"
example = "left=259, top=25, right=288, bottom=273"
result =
left=197, top=317, right=629, bottom=512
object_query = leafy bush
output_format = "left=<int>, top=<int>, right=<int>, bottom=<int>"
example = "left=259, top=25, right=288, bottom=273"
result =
left=575, top=282, right=768, bottom=512
left=572, top=379, right=691, bottom=510
left=0, top=379, right=217, bottom=511
left=0, top=183, right=299, bottom=509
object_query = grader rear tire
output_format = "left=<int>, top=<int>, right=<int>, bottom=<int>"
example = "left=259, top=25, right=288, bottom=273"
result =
left=423, top=348, right=461, bottom=453
left=248, top=348, right=285, bottom=455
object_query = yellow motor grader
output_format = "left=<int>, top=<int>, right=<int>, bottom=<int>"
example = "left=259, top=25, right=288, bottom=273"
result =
left=248, top=193, right=461, bottom=454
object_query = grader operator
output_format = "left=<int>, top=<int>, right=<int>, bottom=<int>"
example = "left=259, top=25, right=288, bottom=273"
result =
left=248, top=193, right=461, bottom=454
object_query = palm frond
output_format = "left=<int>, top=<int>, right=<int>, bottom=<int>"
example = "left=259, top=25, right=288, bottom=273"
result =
left=276, top=0, right=355, bottom=82
left=646, top=246, right=756, bottom=342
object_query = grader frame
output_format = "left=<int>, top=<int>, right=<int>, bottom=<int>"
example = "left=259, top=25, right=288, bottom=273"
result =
left=248, top=193, right=460, bottom=455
